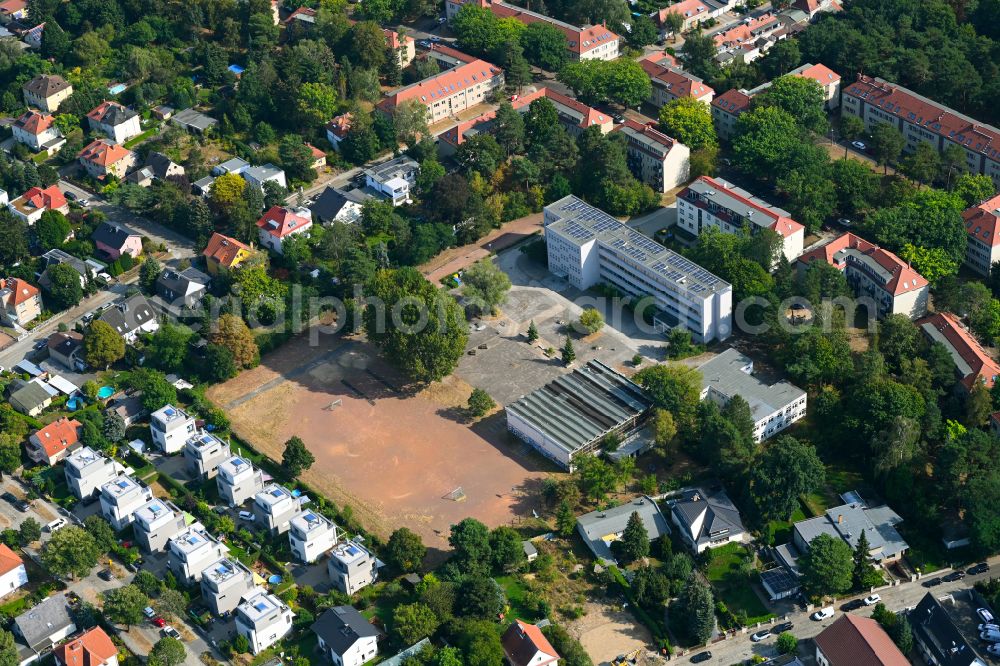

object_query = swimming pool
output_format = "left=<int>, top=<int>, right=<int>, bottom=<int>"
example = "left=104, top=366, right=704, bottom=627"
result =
left=66, top=397, right=81, bottom=410
left=97, top=386, right=114, bottom=399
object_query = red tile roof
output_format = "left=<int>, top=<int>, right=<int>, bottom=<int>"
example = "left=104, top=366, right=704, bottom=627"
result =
left=795, top=62, right=841, bottom=86
left=797, top=232, right=928, bottom=296
left=32, top=417, right=82, bottom=459
left=257, top=205, right=312, bottom=239
left=917, top=311, right=1000, bottom=390
left=427, top=42, right=478, bottom=64
left=501, top=620, right=559, bottom=666
left=284, top=6, right=316, bottom=23
left=0, top=543, right=22, bottom=577
left=680, top=176, right=804, bottom=238
left=712, top=13, right=781, bottom=48
left=0, top=277, right=39, bottom=307
left=617, top=118, right=681, bottom=152
left=78, top=139, right=132, bottom=167
left=640, top=59, right=714, bottom=100
left=641, top=51, right=679, bottom=68
left=326, top=113, right=353, bottom=140
left=203, top=232, right=251, bottom=268
left=844, top=75, right=1000, bottom=160
left=306, top=143, right=326, bottom=160
left=813, top=613, right=911, bottom=666
left=54, top=626, right=118, bottom=666
left=377, top=58, right=503, bottom=114
left=85, top=100, right=128, bottom=124
left=0, top=0, right=25, bottom=14
left=18, top=185, right=66, bottom=212
left=487, top=0, right=619, bottom=56
left=963, top=193, right=1000, bottom=249
left=14, top=109, right=55, bottom=135
left=655, top=0, right=713, bottom=25
left=712, top=88, right=752, bottom=115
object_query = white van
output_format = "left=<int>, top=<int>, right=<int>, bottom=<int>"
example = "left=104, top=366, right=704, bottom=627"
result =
left=45, top=517, right=67, bottom=532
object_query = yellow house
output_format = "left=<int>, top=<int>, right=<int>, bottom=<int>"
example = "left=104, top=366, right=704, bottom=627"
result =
left=203, top=232, right=254, bottom=275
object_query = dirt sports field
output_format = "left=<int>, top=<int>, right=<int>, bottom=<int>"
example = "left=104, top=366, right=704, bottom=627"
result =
left=207, top=330, right=552, bottom=550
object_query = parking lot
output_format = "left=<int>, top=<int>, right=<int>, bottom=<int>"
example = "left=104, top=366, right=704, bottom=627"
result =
left=945, top=590, right=1000, bottom=663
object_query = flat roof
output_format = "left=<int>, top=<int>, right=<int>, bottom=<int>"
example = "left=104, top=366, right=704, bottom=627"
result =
left=506, top=359, right=652, bottom=459
left=698, top=349, right=805, bottom=421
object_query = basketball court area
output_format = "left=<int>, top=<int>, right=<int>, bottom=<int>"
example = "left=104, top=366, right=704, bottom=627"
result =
left=206, top=332, right=554, bottom=550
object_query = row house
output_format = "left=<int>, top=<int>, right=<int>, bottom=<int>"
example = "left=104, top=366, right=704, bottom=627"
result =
left=842, top=74, right=1000, bottom=188
left=917, top=311, right=1000, bottom=392
left=710, top=13, right=785, bottom=65
left=744, top=61, right=842, bottom=109
left=963, top=193, right=1000, bottom=277
left=377, top=54, right=504, bottom=125
left=677, top=176, right=805, bottom=263
left=641, top=55, right=715, bottom=109
left=614, top=119, right=691, bottom=193
left=796, top=232, right=929, bottom=319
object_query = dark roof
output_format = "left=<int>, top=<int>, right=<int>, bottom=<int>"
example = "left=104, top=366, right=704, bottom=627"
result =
left=99, top=294, right=156, bottom=336
left=146, top=151, right=181, bottom=179
left=91, top=221, right=139, bottom=250
left=47, top=330, right=83, bottom=355
left=156, top=266, right=209, bottom=298
left=312, top=606, right=379, bottom=655
left=672, top=486, right=746, bottom=545
left=309, top=187, right=351, bottom=222
left=814, top=614, right=909, bottom=666
left=8, top=380, right=51, bottom=412
left=23, top=74, right=70, bottom=97
left=13, top=594, right=75, bottom=651
left=41, top=248, right=87, bottom=277
left=911, top=593, right=986, bottom=666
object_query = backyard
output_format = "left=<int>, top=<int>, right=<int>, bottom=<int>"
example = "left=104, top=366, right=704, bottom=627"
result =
left=704, top=543, right=774, bottom=626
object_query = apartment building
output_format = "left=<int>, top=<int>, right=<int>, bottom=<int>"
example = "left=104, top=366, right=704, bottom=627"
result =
left=235, top=591, right=294, bottom=655
left=962, top=193, right=1000, bottom=277
left=168, top=527, right=230, bottom=585
left=253, top=484, right=300, bottom=535
left=22, top=74, right=72, bottom=112
left=614, top=119, right=691, bottom=193
left=149, top=405, right=196, bottom=454
left=256, top=205, right=313, bottom=254
left=842, top=74, right=1000, bottom=188
left=377, top=55, right=504, bottom=125
left=710, top=12, right=784, bottom=65
left=200, top=558, right=257, bottom=616
left=677, top=176, right=805, bottom=263
left=184, top=431, right=231, bottom=480
left=63, top=447, right=123, bottom=499
left=697, top=349, right=807, bottom=442
left=328, top=540, right=380, bottom=595
left=133, top=498, right=187, bottom=553
left=796, top=232, right=929, bottom=319
left=917, top=311, right=1000, bottom=391
left=86, top=101, right=142, bottom=144
left=545, top=195, right=732, bottom=342
left=289, top=510, right=339, bottom=564
left=641, top=56, right=715, bottom=109
left=217, top=456, right=265, bottom=508
left=99, top=476, right=153, bottom=531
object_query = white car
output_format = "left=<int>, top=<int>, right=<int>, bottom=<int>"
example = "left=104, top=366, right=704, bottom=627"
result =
left=238, top=510, right=255, bottom=522
left=45, top=518, right=67, bottom=532
left=981, top=629, right=1000, bottom=642
left=79, top=199, right=90, bottom=207
left=851, top=141, right=867, bottom=151
left=162, top=626, right=181, bottom=640
left=988, top=643, right=1000, bottom=656
left=749, top=629, right=771, bottom=642
left=811, top=607, right=835, bottom=621
left=979, top=623, right=1000, bottom=632
left=978, top=608, right=995, bottom=624
left=863, top=594, right=881, bottom=606
left=143, top=606, right=155, bottom=618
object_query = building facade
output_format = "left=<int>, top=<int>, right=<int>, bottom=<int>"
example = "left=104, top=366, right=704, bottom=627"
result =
left=235, top=591, right=294, bottom=655
left=86, top=101, right=142, bottom=144
left=363, top=156, right=420, bottom=206
left=253, top=484, right=300, bottom=535
left=962, top=193, right=1000, bottom=276
left=200, top=558, right=257, bottom=616
left=615, top=119, right=691, bottom=193
left=256, top=205, right=313, bottom=254
left=30, top=417, right=81, bottom=467
left=63, top=446, right=122, bottom=499
left=78, top=139, right=137, bottom=180
left=328, top=540, right=379, bottom=595
left=22, top=74, right=72, bottom=112
left=184, top=431, right=231, bottom=479
left=289, top=510, right=339, bottom=563
left=217, top=456, right=265, bottom=508
left=544, top=195, right=733, bottom=342
left=168, top=527, right=230, bottom=585
left=99, top=476, right=153, bottom=531
left=0, top=277, right=42, bottom=328
left=377, top=55, right=504, bottom=125
left=133, top=499, right=187, bottom=553
left=641, top=57, right=715, bottom=109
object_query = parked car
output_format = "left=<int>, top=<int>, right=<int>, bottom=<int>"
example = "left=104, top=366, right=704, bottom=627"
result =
left=690, top=652, right=712, bottom=663
left=978, top=623, right=999, bottom=632
left=79, top=199, right=90, bottom=207
left=162, top=626, right=181, bottom=640
left=64, top=191, right=77, bottom=201
left=841, top=599, right=865, bottom=611
left=143, top=606, right=155, bottom=619
left=922, top=577, right=943, bottom=587
left=238, top=510, right=255, bottom=522
left=13, top=499, right=29, bottom=512
left=970, top=563, right=991, bottom=576
left=989, top=643, right=1000, bottom=656
left=152, top=617, right=166, bottom=628
left=979, top=608, right=996, bottom=624
left=863, top=594, right=882, bottom=606
left=97, top=569, right=115, bottom=581
left=980, top=629, right=1000, bottom=642
left=851, top=141, right=867, bottom=151
left=750, top=629, right=771, bottom=642
left=45, top=518, right=67, bottom=532
left=944, top=570, right=967, bottom=582
left=612, top=113, right=625, bottom=124
left=437, top=16, right=447, bottom=23
left=1, top=492, right=17, bottom=506
left=773, top=622, right=793, bottom=633
left=812, top=607, right=835, bottom=621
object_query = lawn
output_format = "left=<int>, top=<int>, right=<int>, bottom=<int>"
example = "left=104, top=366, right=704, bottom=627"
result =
left=900, top=525, right=964, bottom=574
left=704, top=543, right=775, bottom=625
left=497, top=574, right=539, bottom=623
left=124, top=128, right=158, bottom=148
left=764, top=504, right=807, bottom=545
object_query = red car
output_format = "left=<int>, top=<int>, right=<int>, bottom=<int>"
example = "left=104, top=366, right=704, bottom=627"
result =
left=152, top=617, right=166, bottom=628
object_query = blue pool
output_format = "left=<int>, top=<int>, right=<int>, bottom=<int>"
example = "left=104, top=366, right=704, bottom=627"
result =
left=97, top=386, right=114, bottom=399
left=66, top=397, right=81, bottom=410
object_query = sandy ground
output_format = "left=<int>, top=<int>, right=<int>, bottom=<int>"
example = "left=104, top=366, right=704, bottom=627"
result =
left=421, top=213, right=543, bottom=284
left=568, top=601, right=655, bottom=666
left=208, top=334, right=552, bottom=550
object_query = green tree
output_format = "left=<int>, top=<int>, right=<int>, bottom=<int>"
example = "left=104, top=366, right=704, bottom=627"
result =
left=561, top=336, right=576, bottom=364
left=652, top=408, right=677, bottom=452
left=490, top=525, right=527, bottom=572
left=521, top=22, right=568, bottom=70
left=558, top=59, right=652, bottom=108
left=578, top=309, right=604, bottom=334
left=460, top=620, right=505, bottom=666
left=363, top=268, right=468, bottom=382
left=209, top=314, right=259, bottom=368
left=898, top=244, right=957, bottom=284
left=103, top=585, right=149, bottom=630
left=852, top=529, right=884, bottom=590
left=133, top=570, right=162, bottom=597
left=18, top=517, right=40, bottom=545
left=556, top=499, right=576, bottom=537
left=901, top=142, right=940, bottom=185
left=467, top=388, right=496, bottom=417
left=278, top=135, right=318, bottom=184
left=954, top=173, right=996, bottom=207
left=574, top=454, right=617, bottom=501
left=282, top=436, right=315, bottom=476
left=385, top=527, right=426, bottom=572
left=756, top=75, right=828, bottom=133
left=457, top=577, right=506, bottom=620
left=462, top=259, right=511, bottom=314
left=394, top=602, right=440, bottom=645
left=0, top=436, right=22, bottom=479
left=799, top=533, right=854, bottom=598
left=677, top=577, right=714, bottom=643
left=621, top=511, right=650, bottom=562
left=34, top=210, right=72, bottom=249
left=154, top=589, right=188, bottom=619
left=102, top=410, right=126, bottom=443
left=84, top=320, right=125, bottom=369
left=0, top=629, right=18, bottom=666
left=776, top=632, right=797, bottom=654
left=870, top=123, right=905, bottom=173
left=658, top=96, right=717, bottom=150
left=148, top=637, right=186, bottom=666
left=394, top=98, right=430, bottom=148
left=493, top=101, right=525, bottom=156
left=43, top=263, right=83, bottom=311
left=125, top=369, right=178, bottom=413
left=84, top=515, right=117, bottom=553
left=633, top=363, right=702, bottom=429
left=147, top=323, right=194, bottom=373
left=449, top=518, right=492, bottom=577
left=750, top=436, right=825, bottom=523
left=839, top=114, right=865, bottom=143
left=231, top=633, right=250, bottom=654
left=526, top=320, right=539, bottom=343
left=41, top=526, right=99, bottom=578
left=542, top=624, right=593, bottom=666
left=732, top=106, right=802, bottom=178
left=139, top=256, right=161, bottom=293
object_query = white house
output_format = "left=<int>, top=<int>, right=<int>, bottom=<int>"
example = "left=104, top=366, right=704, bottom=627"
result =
left=99, top=475, right=153, bottom=531
left=255, top=205, right=312, bottom=255
left=312, top=606, right=380, bottom=666
left=0, top=544, right=27, bottom=599
left=242, top=163, right=287, bottom=191
left=363, top=156, right=419, bottom=206
left=328, top=540, right=380, bottom=595
left=64, top=446, right=125, bottom=500
left=133, top=498, right=187, bottom=553
left=168, top=527, right=230, bottom=585
left=217, top=456, right=265, bottom=508
left=235, top=590, right=294, bottom=655
left=614, top=119, right=691, bottom=193
left=670, top=487, right=749, bottom=553
left=12, top=109, right=64, bottom=154
left=149, top=405, right=197, bottom=454
left=253, top=484, right=300, bottom=535
left=184, top=431, right=231, bottom=480
left=86, top=101, right=142, bottom=144
left=289, top=510, right=339, bottom=563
